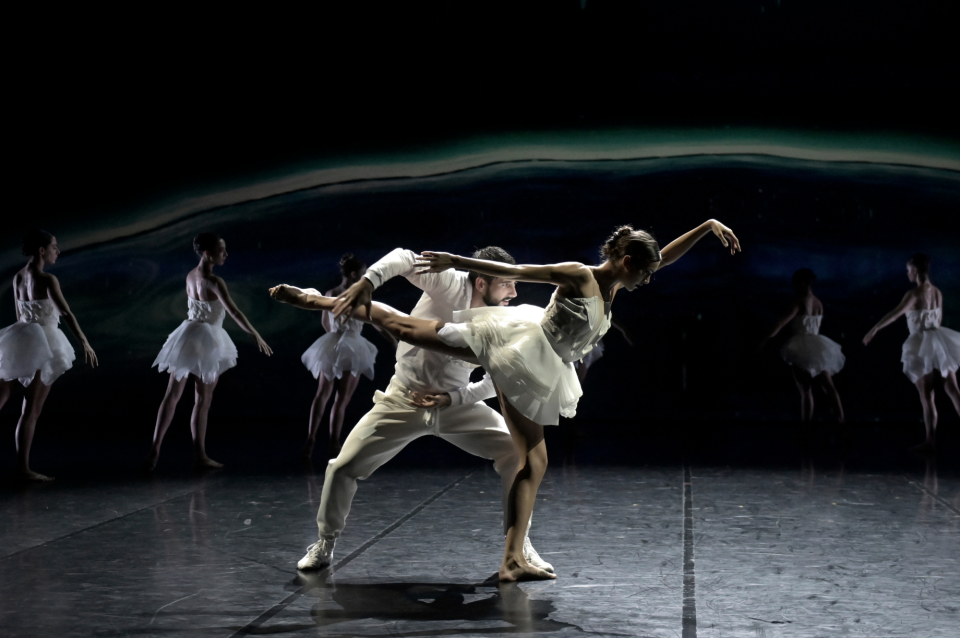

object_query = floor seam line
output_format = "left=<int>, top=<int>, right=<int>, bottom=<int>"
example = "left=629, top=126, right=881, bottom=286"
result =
left=903, top=474, right=960, bottom=517
left=682, top=464, right=697, bottom=638
left=228, top=469, right=476, bottom=637
left=1, top=478, right=225, bottom=562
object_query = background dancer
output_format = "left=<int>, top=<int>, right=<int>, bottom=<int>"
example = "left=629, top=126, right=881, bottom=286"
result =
left=863, top=253, right=960, bottom=451
left=0, top=230, right=97, bottom=481
left=273, top=218, right=741, bottom=580
left=760, top=268, right=845, bottom=423
left=301, top=253, right=397, bottom=459
left=274, top=246, right=554, bottom=576
left=145, top=232, right=272, bottom=470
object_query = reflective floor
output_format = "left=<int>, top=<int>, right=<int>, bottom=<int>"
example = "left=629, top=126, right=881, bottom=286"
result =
left=1, top=461, right=958, bottom=637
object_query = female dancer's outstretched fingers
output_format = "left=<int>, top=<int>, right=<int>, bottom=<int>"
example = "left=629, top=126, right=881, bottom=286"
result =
left=711, top=221, right=741, bottom=254
left=415, top=251, right=457, bottom=274
left=257, top=336, right=273, bottom=356
left=84, top=344, right=98, bottom=367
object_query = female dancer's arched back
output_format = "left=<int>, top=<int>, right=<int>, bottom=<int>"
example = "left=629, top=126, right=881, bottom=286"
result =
left=271, top=218, right=740, bottom=581
left=761, top=268, right=845, bottom=423
left=0, top=230, right=97, bottom=480
left=863, top=253, right=960, bottom=451
left=301, top=253, right=397, bottom=458
left=145, top=232, right=273, bottom=470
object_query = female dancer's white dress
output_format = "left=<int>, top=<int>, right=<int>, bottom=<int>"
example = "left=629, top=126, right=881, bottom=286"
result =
left=0, top=299, right=75, bottom=387
left=439, top=293, right=611, bottom=424
left=152, top=297, right=238, bottom=384
left=901, top=308, right=960, bottom=383
left=779, top=314, right=845, bottom=377
left=301, top=313, right=378, bottom=380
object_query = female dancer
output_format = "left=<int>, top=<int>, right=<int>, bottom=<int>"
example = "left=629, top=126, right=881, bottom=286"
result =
left=863, top=253, right=960, bottom=451
left=301, top=253, right=396, bottom=458
left=271, top=218, right=740, bottom=580
left=145, top=232, right=273, bottom=470
left=761, top=268, right=845, bottom=423
left=0, top=230, right=97, bottom=481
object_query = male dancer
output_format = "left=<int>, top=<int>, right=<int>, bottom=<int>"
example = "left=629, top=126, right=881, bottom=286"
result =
left=295, top=246, right=553, bottom=572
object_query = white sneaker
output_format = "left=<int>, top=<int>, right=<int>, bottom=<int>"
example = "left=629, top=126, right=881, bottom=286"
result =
left=297, top=538, right=335, bottom=570
left=523, top=536, right=554, bottom=573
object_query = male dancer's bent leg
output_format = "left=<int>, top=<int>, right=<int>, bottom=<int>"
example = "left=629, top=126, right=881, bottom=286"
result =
left=298, top=381, right=432, bottom=570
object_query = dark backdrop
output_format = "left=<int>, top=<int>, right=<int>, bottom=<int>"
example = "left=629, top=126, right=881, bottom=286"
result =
left=3, top=2, right=959, bottom=470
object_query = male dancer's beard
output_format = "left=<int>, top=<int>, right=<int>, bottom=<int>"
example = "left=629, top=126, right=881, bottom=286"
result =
left=483, top=291, right=512, bottom=307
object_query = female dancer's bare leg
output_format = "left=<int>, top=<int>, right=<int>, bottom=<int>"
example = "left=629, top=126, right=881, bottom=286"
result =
left=270, top=288, right=477, bottom=362
left=145, top=374, right=188, bottom=470
left=943, top=370, right=960, bottom=419
left=915, top=372, right=938, bottom=449
left=791, top=367, right=814, bottom=422
left=329, top=374, right=361, bottom=452
left=16, top=371, right=54, bottom=481
left=496, top=388, right=555, bottom=581
left=191, top=377, right=222, bottom=468
left=815, top=372, right=845, bottom=423
left=304, top=373, right=335, bottom=458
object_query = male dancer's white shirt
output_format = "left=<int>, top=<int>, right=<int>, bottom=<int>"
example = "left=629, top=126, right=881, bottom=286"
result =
left=362, top=247, right=495, bottom=403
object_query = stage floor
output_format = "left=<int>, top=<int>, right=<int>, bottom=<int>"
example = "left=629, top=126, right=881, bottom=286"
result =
left=2, top=463, right=958, bottom=637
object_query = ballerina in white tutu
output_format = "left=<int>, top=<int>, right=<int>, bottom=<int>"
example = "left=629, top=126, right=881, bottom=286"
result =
left=761, top=268, right=845, bottom=423
left=271, top=218, right=741, bottom=580
left=863, top=253, right=960, bottom=451
left=301, top=254, right=396, bottom=458
left=0, top=230, right=98, bottom=481
left=145, top=232, right=273, bottom=470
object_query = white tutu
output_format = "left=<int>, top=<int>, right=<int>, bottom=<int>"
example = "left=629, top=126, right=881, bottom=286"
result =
left=901, top=309, right=960, bottom=383
left=440, top=295, right=609, bottom=425
left=302, top=329, right=378, bottom=380
left=779, top=314, right=844, bottom=377
left=152, top=298, right=237, bottom=384
left=0, top=299, right=75, bottom=387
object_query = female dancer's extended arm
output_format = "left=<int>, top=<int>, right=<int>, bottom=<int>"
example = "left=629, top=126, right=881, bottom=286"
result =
left=415, top=254, right=595, bottom=297
left=47, top=275, right=98, bottom=367
left=659, top=219, right=741, bottom=270
left=863, top=292, right=915, bottom=345
left=212, top=277, right=273, bottom=355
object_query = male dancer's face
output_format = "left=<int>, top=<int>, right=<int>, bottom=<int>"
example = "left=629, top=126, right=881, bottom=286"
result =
left=477, top=277, right=517, bottom=307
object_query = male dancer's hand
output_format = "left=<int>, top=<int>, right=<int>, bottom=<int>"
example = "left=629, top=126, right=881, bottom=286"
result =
left=410, top=392, right=452, bottom=408
left=333, top=278, right=374, bottom=321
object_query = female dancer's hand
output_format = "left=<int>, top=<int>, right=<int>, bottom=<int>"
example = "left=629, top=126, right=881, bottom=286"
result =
left=862, top=329, right=876, bottom=346
left=255, top=334, right=273, bottom=356
left=415, top=251, right=458, bottom=274
left=83, top=341, right=98, bottom=367
left=268, top=284, right=300, bottom=305
left=708, top=220, right=742, bottom=255
left=333, top=278, right=373, bottom=321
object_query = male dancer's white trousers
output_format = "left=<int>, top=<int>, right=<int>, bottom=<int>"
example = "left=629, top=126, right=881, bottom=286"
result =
left=316, top=378, right=518, bottom=538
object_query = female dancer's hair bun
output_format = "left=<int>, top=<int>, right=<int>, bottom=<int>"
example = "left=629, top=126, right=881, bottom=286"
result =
left=339, top=253, right=366, bottom=275
left=792, top=268, right=817, bottom=290
left=600, top=224, right=660, bottom=265
left=909, top=252, right=931, bottom=275
left=21, top=229, right=54, bottom=257
left=193, top=232, right=222, bottom=257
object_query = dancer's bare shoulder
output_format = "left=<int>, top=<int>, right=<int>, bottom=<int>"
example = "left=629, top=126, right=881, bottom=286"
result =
left=553, top=262, right=595, bottom=297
